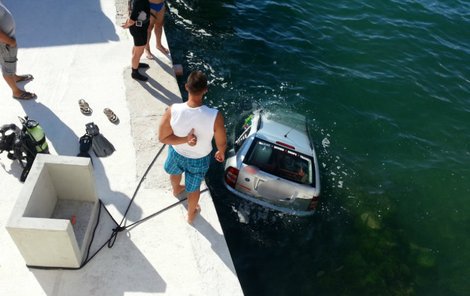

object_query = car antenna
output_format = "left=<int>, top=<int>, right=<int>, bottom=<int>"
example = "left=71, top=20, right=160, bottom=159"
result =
left=284, top=128, right=293, bottom=138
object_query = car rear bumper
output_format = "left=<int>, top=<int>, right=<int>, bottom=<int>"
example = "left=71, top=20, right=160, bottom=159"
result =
left=223, top=181, right=316, bottom=217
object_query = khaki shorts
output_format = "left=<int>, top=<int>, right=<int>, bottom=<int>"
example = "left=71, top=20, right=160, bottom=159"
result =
left=0, top=44, right=18, bottom=76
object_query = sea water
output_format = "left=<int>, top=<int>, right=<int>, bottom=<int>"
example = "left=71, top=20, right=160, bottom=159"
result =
left=166, top=0, right=470, bottom=295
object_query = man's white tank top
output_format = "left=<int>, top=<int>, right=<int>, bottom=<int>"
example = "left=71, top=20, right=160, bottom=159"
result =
left=170, top=102, right=218, bottom=159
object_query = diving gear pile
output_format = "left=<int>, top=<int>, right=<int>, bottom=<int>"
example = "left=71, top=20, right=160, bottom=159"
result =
left=0, top=116, right=49, bottom=182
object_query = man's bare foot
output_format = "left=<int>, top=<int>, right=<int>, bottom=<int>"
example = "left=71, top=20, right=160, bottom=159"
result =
left=157, top=45, right=169, bottom=55
left=145, top=50, right=154, bottom=59
left=187, top=204, right=201, bottom=224
left=172, top=185, right=185, bottom=197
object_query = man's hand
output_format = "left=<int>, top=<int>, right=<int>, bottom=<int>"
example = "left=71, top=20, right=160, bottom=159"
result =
left=8, top=38, right=16, bottom=47
left=0, top=30, right=16, bottom=47
left=121, top=19, right=135, bottom=29
left=214, top=150, right=225, bottom=163
left=187, top=128, right=197, bottom=146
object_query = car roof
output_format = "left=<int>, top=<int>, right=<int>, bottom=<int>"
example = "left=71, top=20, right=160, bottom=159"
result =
left=255, top=112, right=313, bottom=155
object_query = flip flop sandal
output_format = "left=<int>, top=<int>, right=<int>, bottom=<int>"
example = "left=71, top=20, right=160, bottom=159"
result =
left=78, top=99, right=93, bottom=115
left=16, top=74, right=34, bottom=83
left=103, top=108, right=119, bottom=124
left=13, top=91, right=36, bottom=100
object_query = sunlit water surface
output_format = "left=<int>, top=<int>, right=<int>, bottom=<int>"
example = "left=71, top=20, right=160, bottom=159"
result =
left=165, top=0, right=470, bottom=295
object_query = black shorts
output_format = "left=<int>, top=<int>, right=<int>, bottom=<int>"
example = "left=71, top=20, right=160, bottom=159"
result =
left=129, top=24, right=149, bottom=46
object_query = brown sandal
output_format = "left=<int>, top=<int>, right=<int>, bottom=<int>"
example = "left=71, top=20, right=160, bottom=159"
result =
left=78, top=99, right=92, bottom=115
left=16, top=74, right=34, bottom=83
left=103, top=108, right=119, bottom=124
left=13, top=91, right=36, bottom=100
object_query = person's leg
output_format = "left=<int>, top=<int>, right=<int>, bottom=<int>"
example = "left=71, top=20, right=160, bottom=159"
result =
left=131, top=45, right=145, bottom=69
left=187, top=190, right=201, bottom=224
left=3, top=74, right=22, bottom=96
left=164, top=146, right=186, bottom=196
left=154, top=6, right=169, bottom=54
left=1, top=45, right=35, bottom=98
left=184, top=154, right=210, bottom=223
left=129, top=25, right=149, bottom=81
left=145, top=17, right=156, bottom=58
left=3, top=73, right=35, bottom=99
left=170, top=174, right=185, bottom=197
left=131, top=45, right=148, bottom=81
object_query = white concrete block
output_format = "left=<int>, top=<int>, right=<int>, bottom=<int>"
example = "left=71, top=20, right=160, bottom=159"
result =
left=6, top=154, right=99, bottom=268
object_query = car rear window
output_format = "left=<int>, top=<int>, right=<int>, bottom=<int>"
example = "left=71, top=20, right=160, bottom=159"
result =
left=244, top=138, right=315, bottom=186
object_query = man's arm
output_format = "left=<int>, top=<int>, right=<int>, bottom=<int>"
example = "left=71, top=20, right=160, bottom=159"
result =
left=0, top=30, right=15, bottom=46
left=213, top=112, right=227, bottom=162
left=158, top=107, right=196, bottom=146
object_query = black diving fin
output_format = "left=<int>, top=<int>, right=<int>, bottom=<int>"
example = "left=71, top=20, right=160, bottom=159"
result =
left=85, top=122, right=115, bottom=157
left=77, top=134, right=93, bottom=158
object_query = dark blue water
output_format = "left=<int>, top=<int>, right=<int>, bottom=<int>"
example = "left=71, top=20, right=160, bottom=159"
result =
left=166, top=0, right=470, bottom=295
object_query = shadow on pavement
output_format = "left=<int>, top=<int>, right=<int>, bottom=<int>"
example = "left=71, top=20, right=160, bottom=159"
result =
left=8, top=0, right=119, bottom=48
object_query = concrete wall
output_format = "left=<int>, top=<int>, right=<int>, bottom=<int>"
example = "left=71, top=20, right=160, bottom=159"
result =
left=23, top=167, right=58, bottom=218
left=8, top=218, right=81, bottom=267
left=47, top=162, right=99, bottom=202
left=6, top=154, right=99, bottom=268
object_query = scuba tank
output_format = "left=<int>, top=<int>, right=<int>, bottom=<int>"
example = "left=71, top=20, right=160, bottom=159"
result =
left=19, top=116, right=49, bottom=154
left=18, top=116, right=49, bottom=182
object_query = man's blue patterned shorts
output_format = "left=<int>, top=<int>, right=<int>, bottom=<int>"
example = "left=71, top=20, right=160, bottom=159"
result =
left=164, top=145, right=210, bottom=192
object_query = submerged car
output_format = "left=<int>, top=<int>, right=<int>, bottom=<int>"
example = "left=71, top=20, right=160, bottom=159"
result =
left=223, top=110, right=320, bottom=216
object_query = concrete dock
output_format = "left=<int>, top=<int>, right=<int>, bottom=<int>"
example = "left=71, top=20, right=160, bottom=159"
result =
left=0, top=0, right=243, bottom=295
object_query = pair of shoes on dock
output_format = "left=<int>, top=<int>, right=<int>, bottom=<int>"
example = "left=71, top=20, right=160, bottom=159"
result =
left=78, top=99, right=119, bottom=124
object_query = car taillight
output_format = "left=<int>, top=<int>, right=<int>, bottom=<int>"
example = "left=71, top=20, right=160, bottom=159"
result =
left=276, top=141, right=295, bottom=150
left=308, top=195, right=319, bottom=210
left=225, top=166, right=239, bottom=188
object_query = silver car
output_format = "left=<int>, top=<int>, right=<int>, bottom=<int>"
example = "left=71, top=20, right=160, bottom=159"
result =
left=224, top=110, right=320, bottom=216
